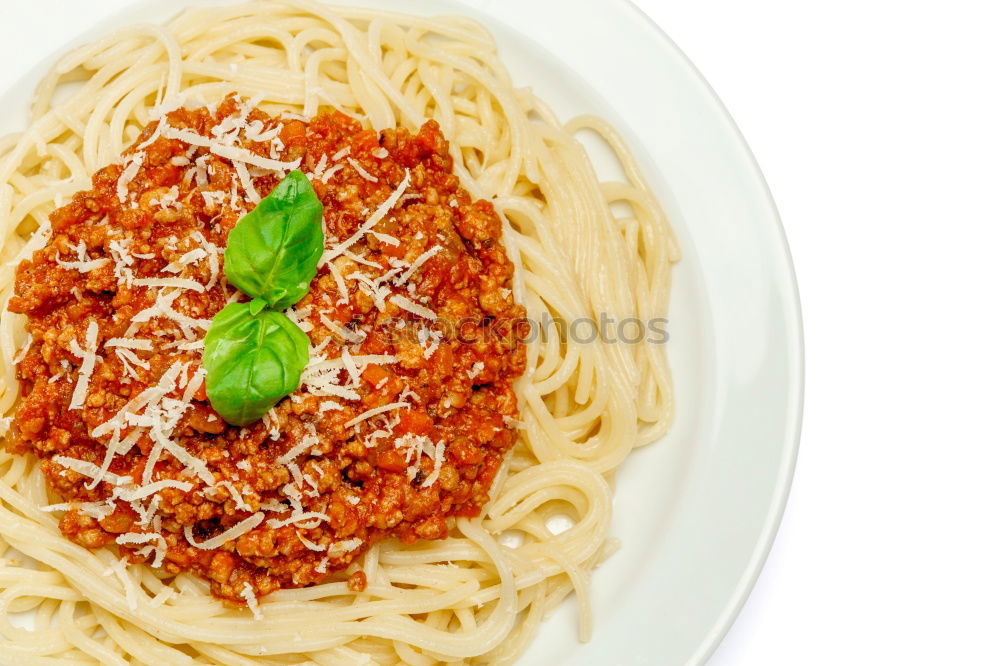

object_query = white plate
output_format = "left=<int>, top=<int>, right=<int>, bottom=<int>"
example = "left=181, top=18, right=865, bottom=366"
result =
left=0, top=1, right=803, bottom=664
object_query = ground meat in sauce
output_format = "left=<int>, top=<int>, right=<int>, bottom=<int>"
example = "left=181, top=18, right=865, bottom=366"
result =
left=6, top=96, right=526, bottom=605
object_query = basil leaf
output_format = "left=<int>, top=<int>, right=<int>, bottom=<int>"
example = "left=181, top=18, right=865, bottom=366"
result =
left=223, top=170, right=324, bottom=311
left=203, top=302, right=310, bottom=426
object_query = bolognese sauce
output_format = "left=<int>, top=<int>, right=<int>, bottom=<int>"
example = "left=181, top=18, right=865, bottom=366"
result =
left=7, top=96, right=526, bottom=605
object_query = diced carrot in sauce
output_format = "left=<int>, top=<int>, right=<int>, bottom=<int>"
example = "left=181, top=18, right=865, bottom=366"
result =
left=396, top=409, right=434, bottom=435
left=361, top=364, right=388, bottom=387
left=375, top=449, right=407, bottom=472
left=379, top=239, right=406, bottom=258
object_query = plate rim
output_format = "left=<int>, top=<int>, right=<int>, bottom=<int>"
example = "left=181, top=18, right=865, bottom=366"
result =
left=618, top=1, right=805, bottom=661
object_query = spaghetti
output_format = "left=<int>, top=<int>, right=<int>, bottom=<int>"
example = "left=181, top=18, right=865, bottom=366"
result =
left=0, top=1, right=679, bottom=664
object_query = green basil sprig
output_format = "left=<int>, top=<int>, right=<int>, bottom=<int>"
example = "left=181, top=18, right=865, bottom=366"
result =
left=203, top=303, right=310, bottom=426
left=223, top=170, right=325, bottom=310
left=204, top=170, right=324, bottom=426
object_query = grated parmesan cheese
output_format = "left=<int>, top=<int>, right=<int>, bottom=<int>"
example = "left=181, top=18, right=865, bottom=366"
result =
left=116, top=532, right=167, bottom=568
left=240, top=582, right=263, bottom=620
left=260, top=499, right=288, bottom=512
left=128, top=289, right=211, bottom=339
left=234, top=160, right=260, bottom=204
left=135, top=117, right=166, bottom=151
left=322, top=169, right=410, bottom=264
left=162, top=126, right=212, bottom=147
left=116, top=348, right=150, bottom=378
left=193, top=154, right=211, bottom=188
left=108, top=238, right=136, bottom=286
left=136, top=495, right=160, bottom=527
left=502, top=415, right=525, bottom=429
left=68, top=322, right=100, bottom=410
left=394, top=245, right=442, bottom=286
left=285, top=305, right=314, bottom=333
left=184, top=512, right=265, bottom=550
left=276, top=428, right=321, bottom=465
left=56, top=239, right=110, bottom=273
left=347, top=157, right=378, bottom=182
left=309, top=154, right=328, bottom=180
left=319, top=313, right=365, bottom=344
left=302, top=473, right=321, bottom=497
left=114, top=479, right=193, bottom=502
left=297, top=533, right=326, bottom=552
left=417, top=327, right=443, bottom=360
left=389, top=294, right=437, bottom=321
left=106, top=338, right=153, bottom=351
left=163, top=248, right=208, bottom=274
left=210, top=143, right=301, bottom=172
left=134, top=277, right=205, bottom=292
left=117, top=152, right=146, bottom=203
left=347, top=271, right=391, bottom=311
left=328, top=538, right=364, bottom=558
left=182, top=367, right=206, bottom=404
left=219, top=481, right=253, bottom=512
left=321, top=163, right=344, bottom=183
left=341, top=347, right=361, bottom=384
left=344, top=402, right=409, bottom=429
left=266, top=511, right=330, bottom=529
left=192, top=231, right=221, bottom=290
left=328, top=263, right=350, bottom=304
left=363, top=429, right=391, bottom=449
left=40, top=501, right=115, bottom=521
left=421, top=440, right=446, bottom=488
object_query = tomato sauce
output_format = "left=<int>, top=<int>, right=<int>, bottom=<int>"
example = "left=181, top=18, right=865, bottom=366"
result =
left=7, top=97, right=526, bottom=603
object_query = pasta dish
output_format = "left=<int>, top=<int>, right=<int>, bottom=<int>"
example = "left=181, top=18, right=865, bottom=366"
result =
left=0, top=2, right=678, bottom=663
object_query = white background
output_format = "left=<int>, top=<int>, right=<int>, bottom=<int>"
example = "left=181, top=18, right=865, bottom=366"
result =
left=0, top=1, right=997, bottom=664
left=629, top=0, right=1000, bottom=664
